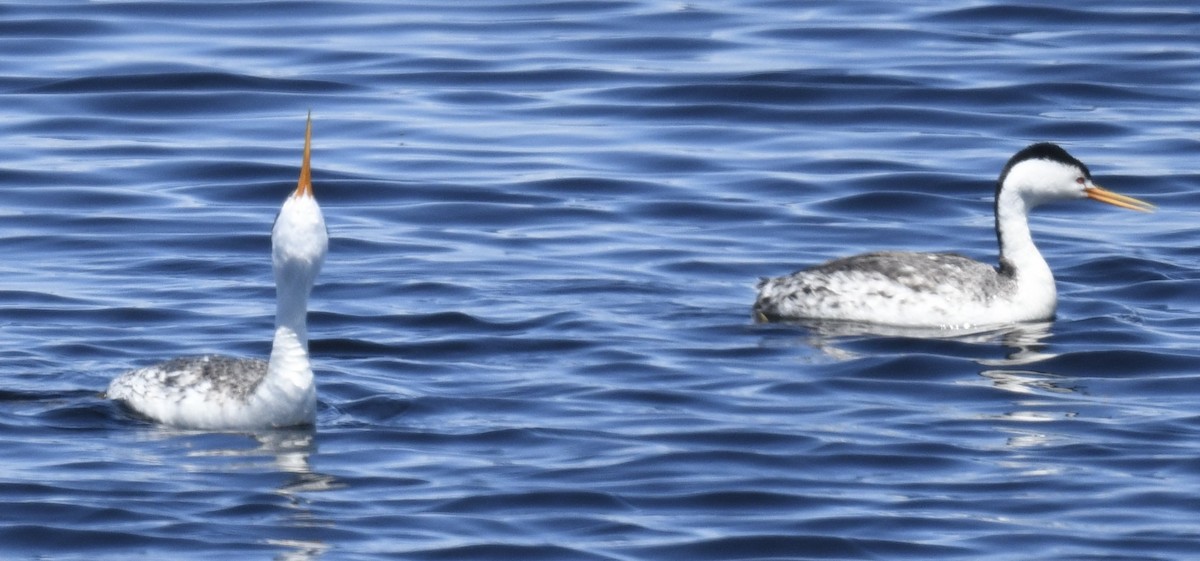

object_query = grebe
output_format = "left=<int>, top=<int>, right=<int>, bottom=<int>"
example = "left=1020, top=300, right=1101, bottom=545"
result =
left=754, top=143, right=1152, bottom=328
left=107, top=115, right=328, bottom=430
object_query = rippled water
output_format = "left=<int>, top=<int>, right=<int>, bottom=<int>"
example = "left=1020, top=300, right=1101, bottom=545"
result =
left=2, top=2, right=1199, bottom=560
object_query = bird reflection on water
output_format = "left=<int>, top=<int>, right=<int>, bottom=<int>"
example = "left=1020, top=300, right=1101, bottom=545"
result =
left=767, top=318, right=1055, bottom=365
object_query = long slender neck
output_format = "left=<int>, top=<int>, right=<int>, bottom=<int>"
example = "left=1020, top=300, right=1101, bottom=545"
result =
left=995, top=187, right=1053, bottom=288
left=274, top=261, right=312, bottom=346
left=268, top=259, right=315, bottom=390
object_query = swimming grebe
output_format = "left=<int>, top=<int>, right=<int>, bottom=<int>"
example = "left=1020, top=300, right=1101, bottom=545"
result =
left=107, top=115, right=327, bottom=430
left=754, top=143, right=1152, bottom=328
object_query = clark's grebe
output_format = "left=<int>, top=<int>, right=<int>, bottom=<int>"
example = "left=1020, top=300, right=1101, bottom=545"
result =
left=754, top=143, right=1153, bottom=328
left=107, top=115, right=328, bottom=430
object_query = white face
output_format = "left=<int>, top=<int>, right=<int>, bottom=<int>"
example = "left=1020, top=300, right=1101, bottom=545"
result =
left=272, top=194, right=328, bottom=282
left=1004, top=157, right=1091, bottom=208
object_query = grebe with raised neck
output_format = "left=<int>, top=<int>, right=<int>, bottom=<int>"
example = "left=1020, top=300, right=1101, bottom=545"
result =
left=107, top=115, right=328, bottom=430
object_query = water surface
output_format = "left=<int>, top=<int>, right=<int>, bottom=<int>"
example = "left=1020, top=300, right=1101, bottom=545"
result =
left=1, top=2, right=1199, bottom=560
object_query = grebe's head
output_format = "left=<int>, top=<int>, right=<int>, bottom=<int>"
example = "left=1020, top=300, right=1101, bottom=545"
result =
left=996, top=142, right=1152, bottom=212
left=273, top=114, right=327, bottom=287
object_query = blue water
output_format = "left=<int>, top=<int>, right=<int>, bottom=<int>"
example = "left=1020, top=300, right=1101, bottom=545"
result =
left=2, top=1, right=1199, bottom=559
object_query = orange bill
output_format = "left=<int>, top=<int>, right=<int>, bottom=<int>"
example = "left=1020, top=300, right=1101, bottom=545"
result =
left=295, top=112, right=313, bottom=198
left=1085, top=185, right=1154, bottom=212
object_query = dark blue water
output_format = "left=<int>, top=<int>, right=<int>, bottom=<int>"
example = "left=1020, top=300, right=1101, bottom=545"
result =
left=2, top=2, right=1199, bottom=559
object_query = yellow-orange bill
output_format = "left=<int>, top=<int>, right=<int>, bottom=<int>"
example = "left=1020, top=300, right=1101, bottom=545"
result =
left=1085, top=185, right=1154, bottom=212
left=295, top=112, right=313, bottom=198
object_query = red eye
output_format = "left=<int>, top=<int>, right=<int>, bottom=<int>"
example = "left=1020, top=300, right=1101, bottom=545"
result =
left=1076, top=177, right=1086, bottom=185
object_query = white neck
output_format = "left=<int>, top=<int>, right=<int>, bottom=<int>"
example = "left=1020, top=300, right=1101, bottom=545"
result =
left=268, top=256, right=316, bottom=382
left=268, top=322, right=311, bottom=377
left=274, top=260, right=314, bottom=345
left=261, top=323, right=315, bottom=425
left=257, top=262, right=316, bottom=424
left=995, top=186, right=1056, bottom=314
